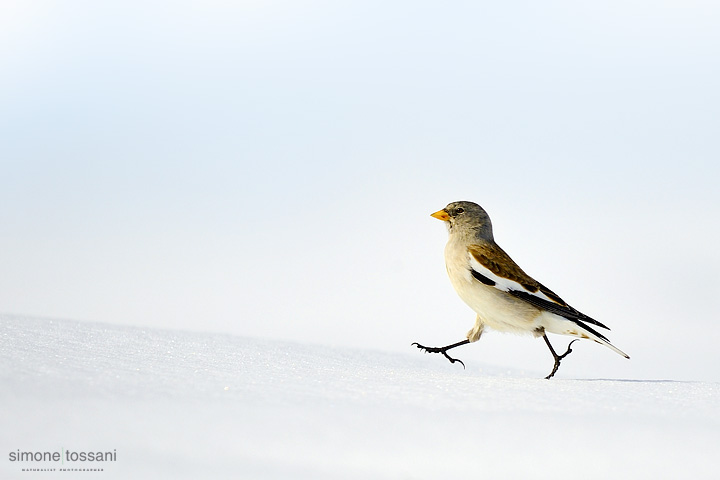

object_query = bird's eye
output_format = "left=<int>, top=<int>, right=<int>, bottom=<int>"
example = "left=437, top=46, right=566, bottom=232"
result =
left=455, top=207, right=465, bottom=214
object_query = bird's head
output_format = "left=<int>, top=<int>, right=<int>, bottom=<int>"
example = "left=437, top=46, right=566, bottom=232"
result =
left=431, top=201, right=494, bottom=240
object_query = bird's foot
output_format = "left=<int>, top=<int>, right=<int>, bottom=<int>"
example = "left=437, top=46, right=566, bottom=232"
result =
left=544, top=339, right=579, bottom=379
left=412, top=342, right=466, bottom=369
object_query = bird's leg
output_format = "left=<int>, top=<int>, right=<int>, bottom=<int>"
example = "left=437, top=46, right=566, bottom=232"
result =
left=412, top=339, right=470, bottom=369
left=542, top=335, right=579, bottom=379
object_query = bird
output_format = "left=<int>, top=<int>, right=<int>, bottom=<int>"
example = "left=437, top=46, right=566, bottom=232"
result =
left=413, top=201, right=629, bottom=379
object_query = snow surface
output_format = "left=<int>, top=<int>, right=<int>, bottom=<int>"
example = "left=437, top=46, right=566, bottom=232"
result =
left=1, top=314, right=718, bottom=479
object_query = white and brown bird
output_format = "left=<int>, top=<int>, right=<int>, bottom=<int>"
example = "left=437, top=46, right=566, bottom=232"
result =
left=413, top=201, right=629, bottom=379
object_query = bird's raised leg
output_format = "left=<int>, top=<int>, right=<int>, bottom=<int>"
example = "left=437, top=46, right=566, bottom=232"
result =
left=543, top=335, right=579, bottom=379
left=412, top=339, right=470, bottom=368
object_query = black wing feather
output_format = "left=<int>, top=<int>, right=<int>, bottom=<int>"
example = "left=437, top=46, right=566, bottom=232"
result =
left=506, top=289, right=611, bottom=342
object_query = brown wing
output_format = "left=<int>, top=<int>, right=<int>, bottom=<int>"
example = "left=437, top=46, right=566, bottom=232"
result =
left=467, top=243, right=567, bottom=306
left=467, top=243, right=610, bottom=332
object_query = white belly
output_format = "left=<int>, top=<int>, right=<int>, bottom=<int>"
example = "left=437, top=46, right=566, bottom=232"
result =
left=444, top=241, right=542, bottom=335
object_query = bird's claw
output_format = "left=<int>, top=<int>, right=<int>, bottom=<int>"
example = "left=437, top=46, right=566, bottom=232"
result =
left=558, top=339, right=580, bottom=360
left=411, top=342, right=466, bottom=369
left=544, top=339, right=580, bottom=379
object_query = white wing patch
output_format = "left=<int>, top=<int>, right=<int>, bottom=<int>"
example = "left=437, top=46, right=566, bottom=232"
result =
left=467, top=252, right=557, bottom=304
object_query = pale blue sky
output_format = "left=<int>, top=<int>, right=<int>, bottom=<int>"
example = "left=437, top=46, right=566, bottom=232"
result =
left=2, top=1, right=719, bottom=380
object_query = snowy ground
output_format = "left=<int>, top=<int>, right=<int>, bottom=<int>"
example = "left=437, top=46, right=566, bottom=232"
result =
left=1, top=315, right=718, bottom=479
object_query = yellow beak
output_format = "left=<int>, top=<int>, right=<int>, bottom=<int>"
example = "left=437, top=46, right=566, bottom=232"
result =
left=430, top=209, right=450, bottom=221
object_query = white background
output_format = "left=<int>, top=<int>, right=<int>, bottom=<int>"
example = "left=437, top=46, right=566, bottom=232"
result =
left=2, top=1, right=719, bottom=383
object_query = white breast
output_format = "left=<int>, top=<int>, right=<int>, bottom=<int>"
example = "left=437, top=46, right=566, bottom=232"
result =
left=443, top=239, right=542, bottom=335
